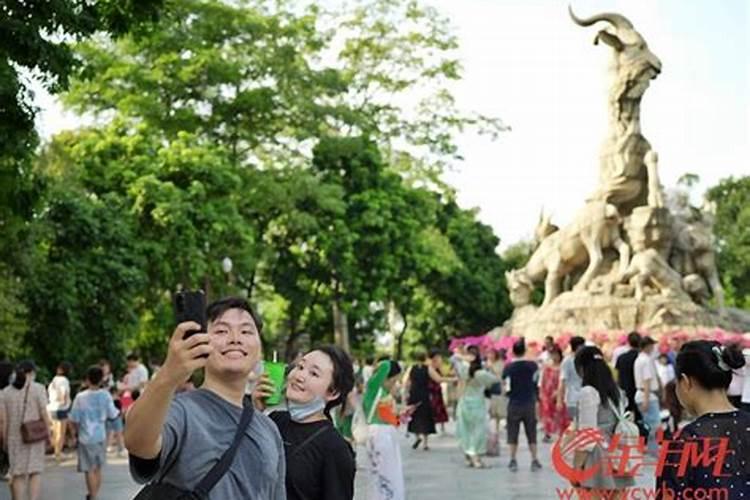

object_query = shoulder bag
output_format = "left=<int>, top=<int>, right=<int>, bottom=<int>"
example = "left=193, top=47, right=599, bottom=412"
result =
left=20, top=384, right=48, bottom=444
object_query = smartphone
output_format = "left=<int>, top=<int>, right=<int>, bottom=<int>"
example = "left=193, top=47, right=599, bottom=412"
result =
left=173, top=290, right=207, bottom=339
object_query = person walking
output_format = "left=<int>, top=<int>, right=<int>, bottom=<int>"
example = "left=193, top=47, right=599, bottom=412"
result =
left=0, top=361, right=51, bottom=500
left=539, top=345, right=568, bottom=442
left=503, top=340, right=542, bottom=472
left=571, top=346, right=635, bottom=497
left=656, top=341, right=749, bottom=496
left=633, top=336, right=661, bottom=454
left=427, top=349, right=449, bottom=434
left=485, top=349, right=507, bottom=436
left=69, top=365, right=120, bottom=500
left=558, top=336, right=586, bottom=422
left=407, top=350, right=454, bottom=451
left=614, top=332, right=641, bottom=421
left=47, top=361, right=72, bottom=462
left=454, top=345, right=501, bottom=469
left=362, top=359, right=406, bottom=500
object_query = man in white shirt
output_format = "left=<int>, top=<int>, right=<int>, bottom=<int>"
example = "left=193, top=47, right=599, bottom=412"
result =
left=633, top=336, right=661, bottom=454
left=123, top=353, right=150, bottom=393
left=557, top=336, right=586, bottom=420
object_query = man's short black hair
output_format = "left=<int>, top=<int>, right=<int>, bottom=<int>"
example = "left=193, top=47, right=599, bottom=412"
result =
left=126, top=353, right=139, bottom=362
left=206, top=296, right=263, bottom=333
left=512, top=339, right=526, bottom=357
left=569, top=336, right=586, bottom=352
left=87, top=365, right=104, bottom=386
left=627, top=331, right=641, bottom=348
left=640, top=336, right=656, bottom=350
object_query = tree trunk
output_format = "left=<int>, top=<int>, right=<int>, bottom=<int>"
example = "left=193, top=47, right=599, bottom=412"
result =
left=285, top=314, right=300, bottom=362
left=332, top=299, right=350, bottom=353
left=395, top=315, right=409, bottom=361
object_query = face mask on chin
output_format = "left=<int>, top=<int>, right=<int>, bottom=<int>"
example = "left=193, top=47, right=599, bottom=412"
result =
left=287, top=395, right=327, bottom=422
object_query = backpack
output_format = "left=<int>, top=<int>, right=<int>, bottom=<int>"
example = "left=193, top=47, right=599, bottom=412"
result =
left=607, top=398, right=640, bottom=477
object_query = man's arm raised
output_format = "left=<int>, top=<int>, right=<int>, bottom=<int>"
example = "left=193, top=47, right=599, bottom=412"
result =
left=124, top=322, right=212, bottom=459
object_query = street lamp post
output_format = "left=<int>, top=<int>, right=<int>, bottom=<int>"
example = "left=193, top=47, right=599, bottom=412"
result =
left=222, top=256, right=233, bottom=293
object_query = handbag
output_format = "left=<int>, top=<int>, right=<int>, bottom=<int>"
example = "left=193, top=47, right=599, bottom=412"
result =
left=20, top=384, right=48, bottom=444
left=133, top=399, right=255, bottom=500
left=559, top=400, right=580, bottom=457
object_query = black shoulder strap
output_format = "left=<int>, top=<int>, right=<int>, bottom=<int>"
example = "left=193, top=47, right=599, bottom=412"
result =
left=192, top=398, right=255, bottom=498
left=288, top=424, right=331, bottom=459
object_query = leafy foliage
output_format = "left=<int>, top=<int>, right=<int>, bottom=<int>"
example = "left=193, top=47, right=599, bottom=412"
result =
left=706, top=176, right=750, bottom=309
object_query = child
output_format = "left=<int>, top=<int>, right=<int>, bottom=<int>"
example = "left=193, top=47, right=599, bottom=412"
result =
left=105, top=386, right=124, bottom=456
left=69, top=365, right=119, bottom=500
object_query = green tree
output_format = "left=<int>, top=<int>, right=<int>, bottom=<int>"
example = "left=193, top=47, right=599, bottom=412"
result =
left=706, top=176, right=750, bottom=308
left=63, top=0, right=348, bottom=165
left=323, top=0, right=508, bottom=187
left=23, top=183, right=147, bottom=371
left=0, top=0, right=163, bottom=161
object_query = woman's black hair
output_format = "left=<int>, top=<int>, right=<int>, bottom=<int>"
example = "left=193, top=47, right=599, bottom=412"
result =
left=312, top=345, right=355, bottom=419
left=12, top=360, right=36, bottom=390
left=663, top=380, right=682, bottom=428
left=0, top=361, right=14, bottom=390
left=428, top=348, right=442, bottom=359
left=386, top=359, right=402, bottom=378
left=467, top=345, right=482, bottom=379
left=675, top=340, right=745, bottom=391
left=574, top=346, right=619, bottom=406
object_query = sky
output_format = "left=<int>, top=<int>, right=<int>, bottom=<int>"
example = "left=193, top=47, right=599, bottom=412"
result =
left=35, top=0, right=749, bottom=250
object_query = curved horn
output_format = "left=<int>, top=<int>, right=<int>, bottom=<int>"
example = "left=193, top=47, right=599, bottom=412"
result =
left=568, top=5, right=634, bottom=30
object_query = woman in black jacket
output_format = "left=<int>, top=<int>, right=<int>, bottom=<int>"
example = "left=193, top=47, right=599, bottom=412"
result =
left=255, top=345, right=355, bottom=500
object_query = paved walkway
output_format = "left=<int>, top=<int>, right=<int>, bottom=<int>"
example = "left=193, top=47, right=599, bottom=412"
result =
left=0, top=427, right=657, bottom=499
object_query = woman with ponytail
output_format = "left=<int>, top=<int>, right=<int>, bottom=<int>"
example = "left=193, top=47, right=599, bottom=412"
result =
left=0, top=360, right=51, bottom=500
left=572, top=346, right=635, bottom=496
left=656, top=340, right=749, bottom=496
left=254, top=345, right=356, bottom=500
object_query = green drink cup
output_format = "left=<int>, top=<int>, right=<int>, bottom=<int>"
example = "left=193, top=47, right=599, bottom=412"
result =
left=263, top=361, right=286, bottom=407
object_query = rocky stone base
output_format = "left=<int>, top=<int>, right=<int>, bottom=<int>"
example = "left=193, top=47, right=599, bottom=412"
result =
left=504, top=291, right=750, bottom=342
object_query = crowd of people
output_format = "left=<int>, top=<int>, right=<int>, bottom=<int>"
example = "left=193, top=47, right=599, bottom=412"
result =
left=0, top=351, right=154, bottom=500
left=0, top=300, right=749, bottom=500
left=393, top=331, right=750, bottom=498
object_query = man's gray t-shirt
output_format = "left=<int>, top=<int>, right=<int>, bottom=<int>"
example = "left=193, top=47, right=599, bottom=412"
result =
left=130, top=388, right=285, bottom=499
left=560, top=355, right=582, bottom=407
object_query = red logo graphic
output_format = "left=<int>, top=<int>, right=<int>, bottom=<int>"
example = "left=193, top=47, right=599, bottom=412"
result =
left=551, top=428, right=606, bottom=485
left=552, top=427, right=734, bottom=488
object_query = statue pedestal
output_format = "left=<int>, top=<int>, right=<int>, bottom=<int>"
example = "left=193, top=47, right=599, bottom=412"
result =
left=505, top=291, right=747, bottom=341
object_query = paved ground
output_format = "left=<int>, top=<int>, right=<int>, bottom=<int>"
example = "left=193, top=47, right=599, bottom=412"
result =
left=0, top=426, right=657, bottom=499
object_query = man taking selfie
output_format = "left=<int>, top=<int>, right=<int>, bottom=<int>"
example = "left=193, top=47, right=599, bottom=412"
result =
left=125, top=296, right=285, bottom=499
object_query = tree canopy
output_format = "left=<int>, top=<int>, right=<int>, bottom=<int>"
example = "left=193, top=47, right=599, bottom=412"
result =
left=2, top=0, right=516, bottom=374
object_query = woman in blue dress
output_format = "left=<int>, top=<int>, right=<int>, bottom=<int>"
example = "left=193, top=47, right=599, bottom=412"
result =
left=453, top=346, right=500, bottom=468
